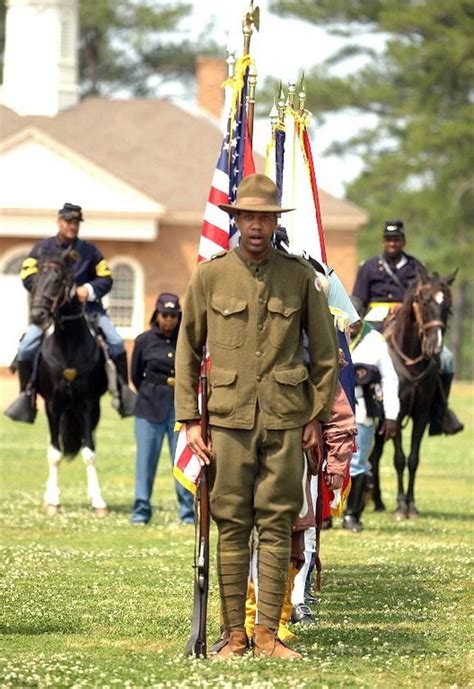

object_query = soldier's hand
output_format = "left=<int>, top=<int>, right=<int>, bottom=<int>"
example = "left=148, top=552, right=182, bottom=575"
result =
left=379, top=419, right=397, bottom=441
left=302, top=418, right=321, bottom=450
left=76, top=285, right=89, bottom=302
left=325, top=473, right=344, bottom=490
left=186, top=421, right=212, bottom=466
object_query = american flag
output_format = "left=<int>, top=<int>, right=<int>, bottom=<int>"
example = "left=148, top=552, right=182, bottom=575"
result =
left=174, top=58, right=255, bottom=494
left=198, top=62, right=255, bottom=262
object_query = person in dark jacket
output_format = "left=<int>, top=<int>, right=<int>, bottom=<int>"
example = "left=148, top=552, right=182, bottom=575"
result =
left=12, top=202, right=134, bottom=419
left=131, top=293, right=194, bottom=525
left=352, top=220, right=462, bottom=436
left=352, top=220, right=424, bottom=327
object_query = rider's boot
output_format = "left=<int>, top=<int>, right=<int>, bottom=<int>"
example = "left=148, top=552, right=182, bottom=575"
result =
left=112, top=352, right=136, bottom=418
left=4, top=360, right=37, bottom=424
left=342, top=474, right=365, bottom=533
left=429, top=373, right=463, bottom=436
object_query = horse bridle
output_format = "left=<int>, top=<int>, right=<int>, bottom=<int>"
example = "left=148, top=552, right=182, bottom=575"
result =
left=32, top=259, right=76, bottom=320
left=390, top=282, right=447, bottom=367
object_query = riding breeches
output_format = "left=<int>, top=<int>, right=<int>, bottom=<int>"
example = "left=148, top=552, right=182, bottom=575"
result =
left=209, top=411, right=305, bottom=630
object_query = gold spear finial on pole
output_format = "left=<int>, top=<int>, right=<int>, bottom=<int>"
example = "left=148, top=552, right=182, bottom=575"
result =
left=226, top=48, right=236, bottom=78
left=242, top=1, right=260, bottom=56
left=287, top=80, right=296, bottom=110
left=242, top=2, right=260, bottom=144
left=269, top=98, right=278, bottom=135
left=277, top=81, right=286, bottom=125
left=298, top=73, right=306, bottom=116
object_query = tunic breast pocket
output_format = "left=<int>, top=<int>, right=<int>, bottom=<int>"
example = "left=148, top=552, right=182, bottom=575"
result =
left=209, top=295, right=248, bottom=350
left=267, top=296, right=301, bottom=349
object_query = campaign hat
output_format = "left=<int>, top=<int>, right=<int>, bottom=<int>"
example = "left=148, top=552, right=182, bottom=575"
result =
left=218, top=174, right=294, bottom=214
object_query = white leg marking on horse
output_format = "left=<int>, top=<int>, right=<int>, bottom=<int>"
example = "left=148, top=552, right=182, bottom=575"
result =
left=44, top=444, right=63, bottom=506
left=82, top=447, right=107, bottom=509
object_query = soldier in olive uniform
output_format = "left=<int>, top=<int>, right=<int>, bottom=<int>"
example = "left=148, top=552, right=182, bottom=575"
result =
left=175, top=174, right=339, bottom=659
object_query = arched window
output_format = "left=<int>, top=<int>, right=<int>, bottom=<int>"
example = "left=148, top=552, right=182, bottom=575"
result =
left=105, top=257, right=144, bottom=338
left=0, top=246, right=30, bottom=275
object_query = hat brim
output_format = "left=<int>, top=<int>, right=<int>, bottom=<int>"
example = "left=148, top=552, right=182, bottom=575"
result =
left=218, top=202, right=294, bottom=214
left=59, top=213, right=83, bottom=221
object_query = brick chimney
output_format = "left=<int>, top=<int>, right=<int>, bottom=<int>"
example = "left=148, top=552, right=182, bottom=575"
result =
left=196, top=56, right=226, bottom=119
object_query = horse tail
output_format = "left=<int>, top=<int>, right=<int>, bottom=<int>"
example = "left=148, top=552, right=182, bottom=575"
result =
left=59, top=413, right=83, bottom=458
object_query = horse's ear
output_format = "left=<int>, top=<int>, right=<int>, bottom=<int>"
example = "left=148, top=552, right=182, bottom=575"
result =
left=445, top=268, right=458, bottom=286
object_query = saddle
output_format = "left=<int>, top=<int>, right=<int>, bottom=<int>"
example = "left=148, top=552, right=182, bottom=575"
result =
left=354, top=363, right=385, bottom=420
left=40, top=326, right=102, bottom=381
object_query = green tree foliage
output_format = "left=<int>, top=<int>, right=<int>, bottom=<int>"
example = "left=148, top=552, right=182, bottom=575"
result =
left=79, top=0, right=217, bottom=97
left=271, top=0, right=474, bottom=376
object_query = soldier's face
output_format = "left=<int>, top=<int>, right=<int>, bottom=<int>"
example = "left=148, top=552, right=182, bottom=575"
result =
left=383, top=236, right=405, bottom=259
left=57, top=217, right=80, bottom=242
left=156, top=311, right=179, bottom=336
left=235, top=211, right=278, bottom=261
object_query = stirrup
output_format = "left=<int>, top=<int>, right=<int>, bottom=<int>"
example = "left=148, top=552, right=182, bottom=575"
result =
left=4, top=391, right=37, bottom=424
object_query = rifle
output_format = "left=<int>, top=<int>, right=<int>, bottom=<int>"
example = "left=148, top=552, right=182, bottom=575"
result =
left=185, top=346, right=210, bottom=658
left=305, top=423, right=324, bottom=592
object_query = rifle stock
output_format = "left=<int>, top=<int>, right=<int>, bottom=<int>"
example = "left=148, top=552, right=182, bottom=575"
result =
left=185, top=346, right=210, bottom=658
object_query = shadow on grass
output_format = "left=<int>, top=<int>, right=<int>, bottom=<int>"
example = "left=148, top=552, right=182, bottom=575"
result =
left=288, top=562, right=436, bottom=657
left=1, top=622, right=82, bottom=636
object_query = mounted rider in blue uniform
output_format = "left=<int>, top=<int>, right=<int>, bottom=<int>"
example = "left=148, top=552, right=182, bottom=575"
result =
left=352, top=220, right=463, bottom=436
left=9, top=202, right=135, bottom=421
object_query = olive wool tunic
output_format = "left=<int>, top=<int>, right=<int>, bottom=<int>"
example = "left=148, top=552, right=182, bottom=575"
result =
left=175, top=246, right=338, bottom=429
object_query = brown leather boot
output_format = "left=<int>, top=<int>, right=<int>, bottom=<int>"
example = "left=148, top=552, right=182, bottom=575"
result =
left=253, top=624, right=302, bottom=659
left=212, top=628, right=249, bottom=660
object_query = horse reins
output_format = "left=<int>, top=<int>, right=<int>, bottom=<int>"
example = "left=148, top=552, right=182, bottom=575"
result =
left=389, top=283, right=445, bottom=367
left=33, top=260, right=75, bottom=315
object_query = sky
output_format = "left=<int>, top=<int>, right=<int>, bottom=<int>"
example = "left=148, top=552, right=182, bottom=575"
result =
left=176, top=0, right=383, bottom=199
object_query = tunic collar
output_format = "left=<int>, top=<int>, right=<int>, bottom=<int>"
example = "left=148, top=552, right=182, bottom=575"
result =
left=234, top=245, right=275, bottom=272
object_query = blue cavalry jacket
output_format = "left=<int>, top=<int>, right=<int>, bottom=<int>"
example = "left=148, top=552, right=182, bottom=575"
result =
left=20, top=235, right=113, bottom=315
left=352, top=252, right=424, bottom=309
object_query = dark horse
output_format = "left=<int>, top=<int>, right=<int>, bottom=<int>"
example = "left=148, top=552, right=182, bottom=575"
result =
left=369, top=267, right=456, bottom=520
left=30, top=248, right=108, bottom=515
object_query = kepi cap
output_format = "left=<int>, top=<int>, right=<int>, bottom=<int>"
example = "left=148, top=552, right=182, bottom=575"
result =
left=156, top=292, right=181, bottom=314
left=150, top=292, right=181, bottom=325
left=383, top=220, right=404, bottom=237
left=58, top=203, right=84, bottom=222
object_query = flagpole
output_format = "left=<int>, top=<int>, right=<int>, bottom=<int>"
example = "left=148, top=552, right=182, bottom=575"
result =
left=287, top=80, right=296, bottom=111
left=242, top=1, right=259, bottom=143
left=298, top=73, right=306, bottom=116
left=277, top=81, right=286, bottom=126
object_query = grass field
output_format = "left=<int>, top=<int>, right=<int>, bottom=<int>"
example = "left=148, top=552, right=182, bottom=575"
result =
left=1, top=382, right=473, bottom=688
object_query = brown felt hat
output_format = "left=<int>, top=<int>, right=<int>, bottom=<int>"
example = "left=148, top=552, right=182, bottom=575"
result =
left=218, top=174, right=294, bottom=214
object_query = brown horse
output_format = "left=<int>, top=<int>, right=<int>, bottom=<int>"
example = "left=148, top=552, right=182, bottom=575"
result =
left=369, top=268, right=456, bottom=519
